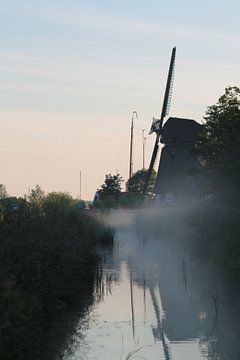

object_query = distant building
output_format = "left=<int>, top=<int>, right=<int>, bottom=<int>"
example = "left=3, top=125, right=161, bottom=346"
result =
left=154, top=117, right=203, bottom=203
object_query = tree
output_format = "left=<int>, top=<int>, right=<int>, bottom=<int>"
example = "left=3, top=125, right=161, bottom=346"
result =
left=195, top=86, right=240, bottom=200
left=42, top=191, right=75, bottom=218
left=95, top=174, right=123, bottom=206
left=126, top=169, right=157, bottom=196
left=28, top=185, right=45, bottom=202
left=0, top=184, right=8, bottom=199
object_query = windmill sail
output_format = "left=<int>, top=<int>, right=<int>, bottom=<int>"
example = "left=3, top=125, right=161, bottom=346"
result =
left=143, top=47, right=176, bottom=196
left=159, top=47, right=176, bottom=128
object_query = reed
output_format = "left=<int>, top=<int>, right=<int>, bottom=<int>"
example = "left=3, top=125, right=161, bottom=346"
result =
left=0, top=193, right=114, bottom=359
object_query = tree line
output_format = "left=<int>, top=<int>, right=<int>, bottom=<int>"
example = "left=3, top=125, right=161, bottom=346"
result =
left=93, top=169, right=157, bottom=209
left=0, top=187, right=113, bottom=359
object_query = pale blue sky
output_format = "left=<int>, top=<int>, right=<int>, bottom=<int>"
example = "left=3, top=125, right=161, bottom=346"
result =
left=0, top=1, right=239, bottom=199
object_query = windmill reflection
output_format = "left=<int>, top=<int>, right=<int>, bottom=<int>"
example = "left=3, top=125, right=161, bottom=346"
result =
left=148, top=280, right=172, bottom=360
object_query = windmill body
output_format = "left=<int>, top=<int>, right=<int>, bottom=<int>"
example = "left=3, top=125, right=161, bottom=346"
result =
left=154, top=117, right=203, bottom=203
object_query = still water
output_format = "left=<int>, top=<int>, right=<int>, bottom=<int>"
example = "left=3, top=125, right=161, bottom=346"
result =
left=64, top=210, right=240, bottom=360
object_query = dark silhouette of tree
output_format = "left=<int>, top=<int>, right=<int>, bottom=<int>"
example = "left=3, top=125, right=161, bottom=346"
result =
left=0, top=184, right=8, bottom=199
left=96, top=174, right=123, bottom=202
left=94, top=174, right=124, bottom=208
left=28, top=185, right=45, bottom=202
left=195, top=86, right=240, bottom=200
left=126, top=169, right=157, bottom=196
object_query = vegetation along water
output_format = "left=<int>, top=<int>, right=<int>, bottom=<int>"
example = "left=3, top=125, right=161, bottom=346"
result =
left=0, top=188, right=114, bottom=360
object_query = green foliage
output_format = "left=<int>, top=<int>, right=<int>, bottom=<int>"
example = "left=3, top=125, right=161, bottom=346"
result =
left=116, top=169, right=157, bottom=208
left=95, top=174, right=123, bottom=208
left=42, top=191, right=75, bottom=219
left=28, top=184, right=45, bottom=203
left=0, top=184, right=8, bottom=199
left=97, top=174, right=123, bottom=200
left=126, top=169, right=156, bottom=196
left=189, top=87, right=240, bottom=285
left=195, top=86, right=240, bottom=200
left=0, top=190, right=114, bottom=359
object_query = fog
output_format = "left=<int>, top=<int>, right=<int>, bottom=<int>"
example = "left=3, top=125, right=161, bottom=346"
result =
left=64, top=206, right=240, bottom=360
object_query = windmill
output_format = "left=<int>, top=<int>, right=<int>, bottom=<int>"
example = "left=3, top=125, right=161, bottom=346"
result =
left=143, top=47, right=176, bottom=196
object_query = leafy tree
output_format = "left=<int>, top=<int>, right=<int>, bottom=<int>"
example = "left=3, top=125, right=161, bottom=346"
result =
left=195, top=86, right=240, bottom=200
left=42, top=191, right=75, bottom=219
left=95, top=174, right=123, bottom=207
left=29, top=185, right=45, bottom=202
left=0, top=184, right=8, bottom=199
left=126, top=169, right=157, bottom=196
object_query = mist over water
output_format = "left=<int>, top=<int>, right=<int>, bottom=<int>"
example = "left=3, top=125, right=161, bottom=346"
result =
left=63, top=208, right=240, bottom=360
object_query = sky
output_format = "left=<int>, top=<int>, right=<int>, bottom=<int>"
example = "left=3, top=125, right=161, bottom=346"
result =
left=0, top=0, right=240, bottom=199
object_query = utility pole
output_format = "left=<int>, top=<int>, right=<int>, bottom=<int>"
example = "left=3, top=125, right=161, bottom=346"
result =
left=129, top=111, right=138, bottom=179
left=142, top=130, right=147, bottom=170
left=129, top=115, right=134, bottom=180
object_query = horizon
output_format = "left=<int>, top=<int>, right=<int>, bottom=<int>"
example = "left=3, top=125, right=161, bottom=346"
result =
left=1, top=0, right=240, bottom=200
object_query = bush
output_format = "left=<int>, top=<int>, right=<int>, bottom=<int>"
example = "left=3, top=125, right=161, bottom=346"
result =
left=0, top=192, right=113, bottom=359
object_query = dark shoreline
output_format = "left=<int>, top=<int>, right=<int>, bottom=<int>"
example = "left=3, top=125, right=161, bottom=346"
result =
left=0, top=195, right=114, bottom=360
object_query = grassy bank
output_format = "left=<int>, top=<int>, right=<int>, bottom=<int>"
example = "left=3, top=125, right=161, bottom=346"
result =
left=0, top=192, right=113, bottom=360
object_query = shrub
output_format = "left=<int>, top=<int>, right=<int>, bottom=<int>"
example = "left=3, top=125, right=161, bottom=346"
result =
left=0, top=192, right=113, bottom=359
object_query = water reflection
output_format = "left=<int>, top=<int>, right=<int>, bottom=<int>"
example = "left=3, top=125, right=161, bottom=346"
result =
left=63, top=210, right=240, bottom=360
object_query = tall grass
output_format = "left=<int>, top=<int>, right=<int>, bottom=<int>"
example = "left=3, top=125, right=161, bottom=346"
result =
left=0, top=193, right=114, bottom=359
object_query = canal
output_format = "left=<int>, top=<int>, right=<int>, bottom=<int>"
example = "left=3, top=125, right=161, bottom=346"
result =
left=63, top=210, right=240, bottom=360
